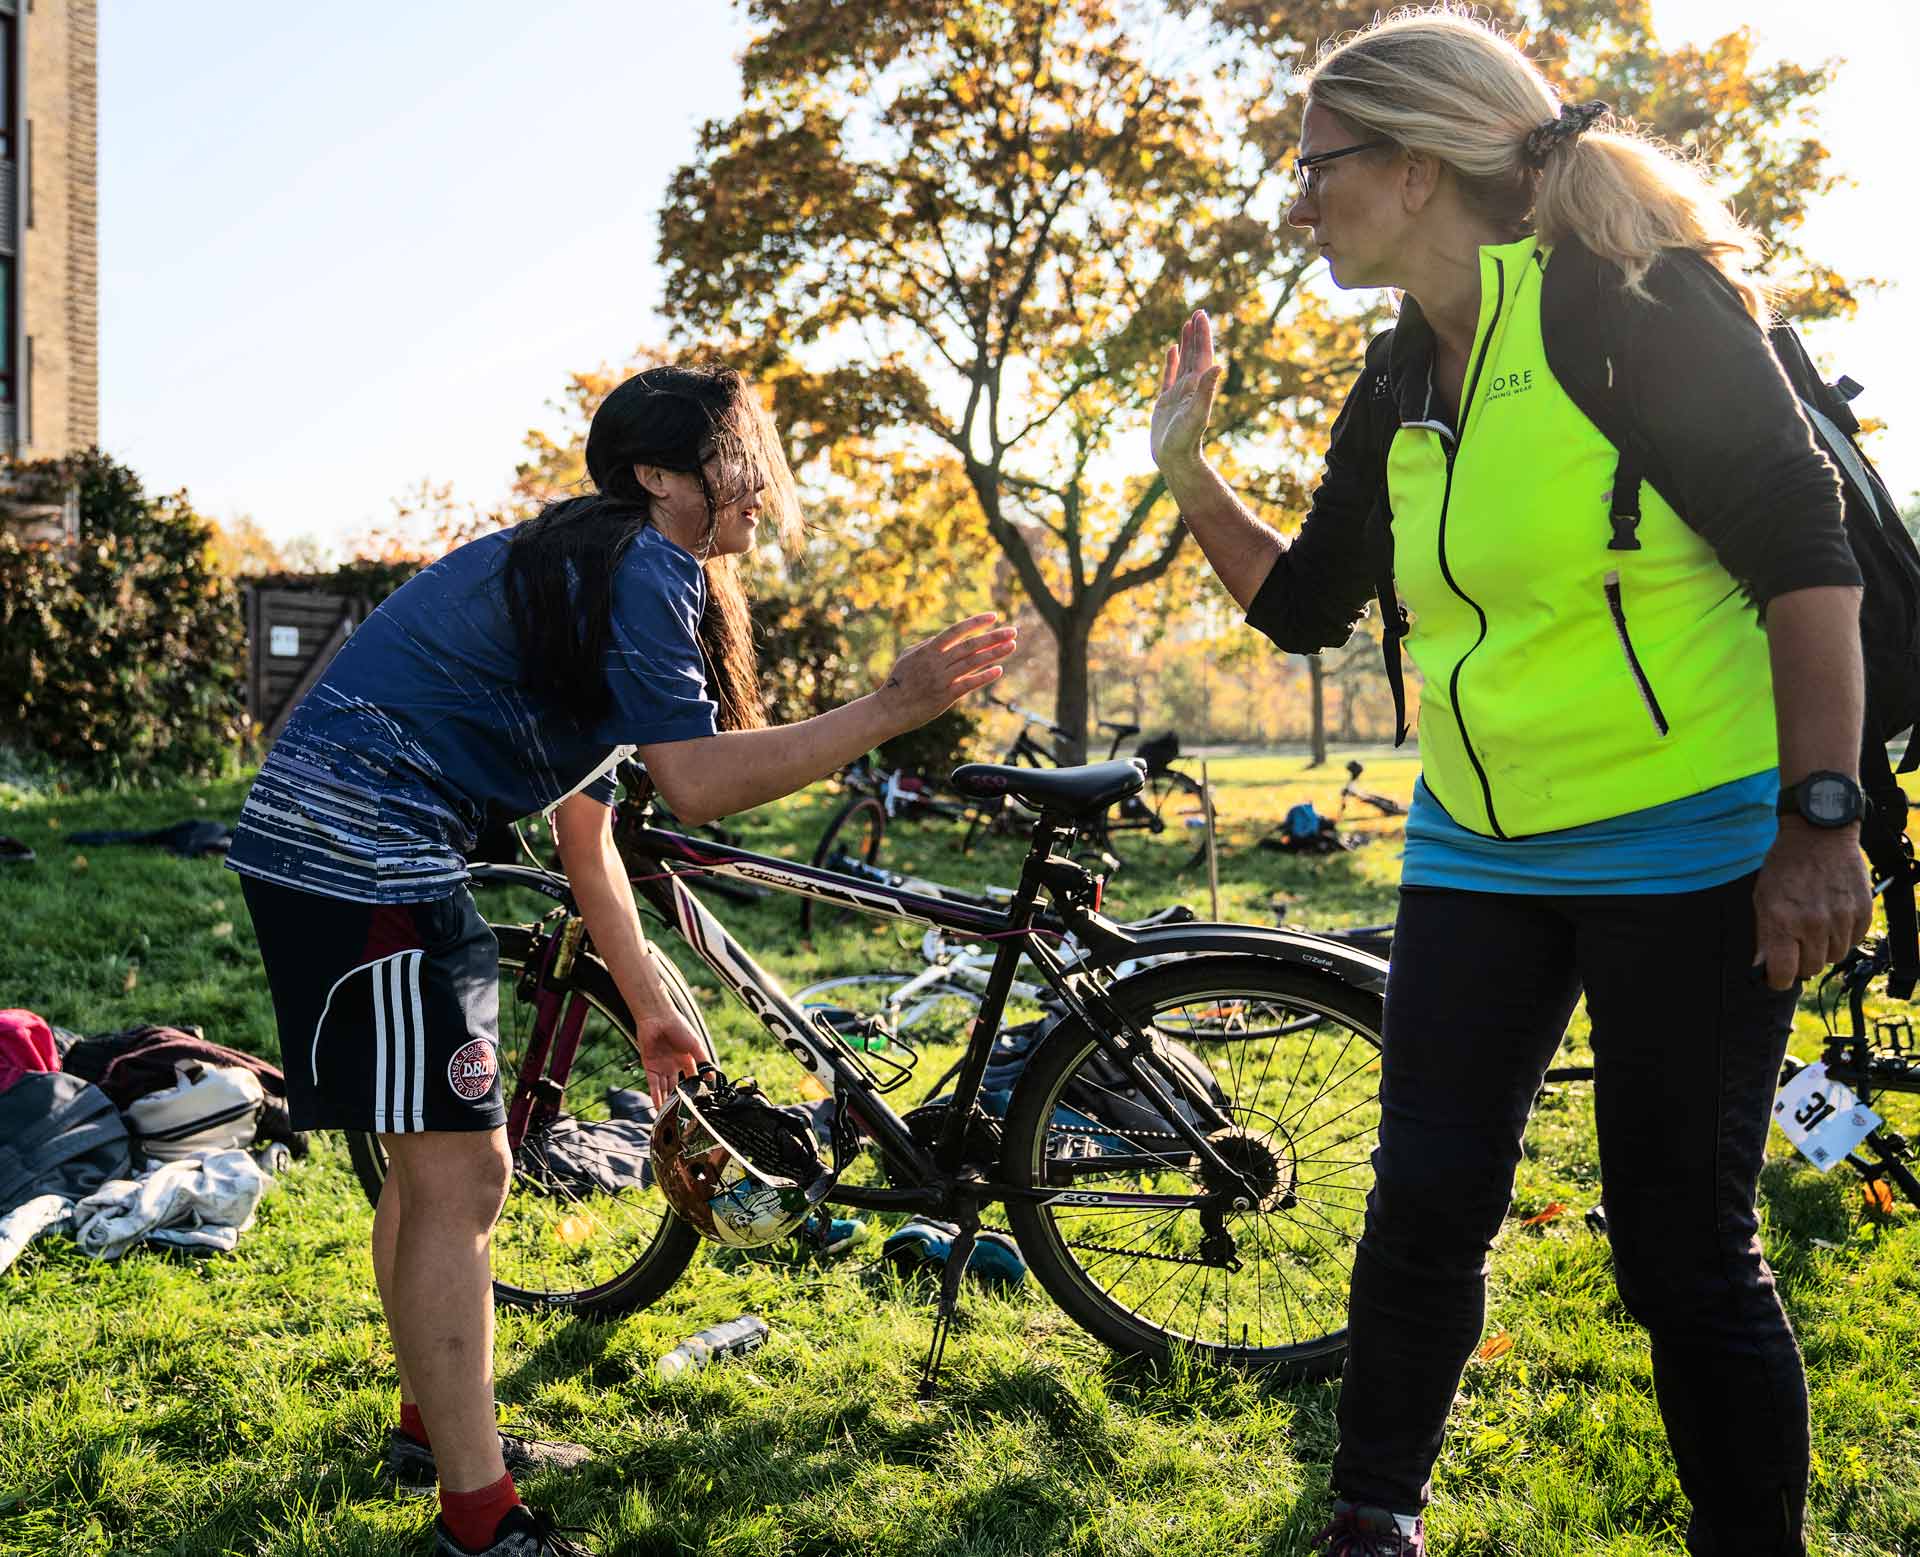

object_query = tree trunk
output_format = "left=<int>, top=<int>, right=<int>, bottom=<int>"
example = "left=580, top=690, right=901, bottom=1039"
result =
left=1306, top=654, right=1327, bottom=768
left=1053, top=612, right=1093, bottom=764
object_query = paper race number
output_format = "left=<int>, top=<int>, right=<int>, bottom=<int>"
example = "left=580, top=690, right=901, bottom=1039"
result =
left=1771, top=1061, right=1880, bottom=1172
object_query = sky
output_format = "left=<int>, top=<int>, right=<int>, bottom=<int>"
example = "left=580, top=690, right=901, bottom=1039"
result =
left=98, top=1, right=1916, bottom=555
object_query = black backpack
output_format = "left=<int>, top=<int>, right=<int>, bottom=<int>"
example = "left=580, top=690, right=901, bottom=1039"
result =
left=1566, top=323, right=1920, bottom=998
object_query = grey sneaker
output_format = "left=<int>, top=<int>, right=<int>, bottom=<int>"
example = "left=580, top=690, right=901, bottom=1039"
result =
left=433, top=1504, right=596, bottom=1556
left=1312, top=1502, right=1426, bottom=1556
left=386, top=1428, right=591, bottom=1488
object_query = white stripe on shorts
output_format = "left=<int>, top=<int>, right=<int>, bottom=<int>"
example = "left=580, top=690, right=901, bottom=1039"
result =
left=372, top=957, right=391, bottom=1133
left=387, top=956, right=408, bottom=1132
left=407, top=951, right=426, bottom=1130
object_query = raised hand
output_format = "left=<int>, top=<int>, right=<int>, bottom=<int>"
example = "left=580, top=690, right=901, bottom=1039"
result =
left=1150, top=309, right=1227, bottom=476
left=879, top=612, right=1017, bottom=727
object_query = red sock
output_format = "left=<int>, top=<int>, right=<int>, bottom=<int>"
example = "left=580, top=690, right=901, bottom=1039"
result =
left=399, top=1401, right=430, bottom=1447
left=439, top=1472, right=520, bottom=1552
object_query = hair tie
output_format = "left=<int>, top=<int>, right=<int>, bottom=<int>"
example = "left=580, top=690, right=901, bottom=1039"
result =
left=1522, top=100, right=1610, bottom=168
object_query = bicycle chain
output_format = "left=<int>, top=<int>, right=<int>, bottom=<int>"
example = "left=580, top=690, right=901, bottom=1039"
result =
left=1061, top=1237, right=1230, bottom=1267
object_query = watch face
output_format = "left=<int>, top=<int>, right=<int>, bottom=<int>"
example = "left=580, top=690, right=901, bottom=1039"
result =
left=1804, top=775, right=1855, bottom=825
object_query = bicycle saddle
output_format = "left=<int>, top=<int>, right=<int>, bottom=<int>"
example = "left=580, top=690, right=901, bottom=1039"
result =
left=948, top=759, right=1146, bottom=817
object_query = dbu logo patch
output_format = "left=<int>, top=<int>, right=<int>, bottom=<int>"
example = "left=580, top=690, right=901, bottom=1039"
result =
left=447, top=1039, right=498, bottom=1102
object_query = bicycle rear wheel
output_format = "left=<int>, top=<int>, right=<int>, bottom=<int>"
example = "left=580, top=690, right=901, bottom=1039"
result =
left=345, top=923, right=702, bottom=1318
left=1001, top=954, right=1383, bottom=1378
left=799, top=794, right=887, bottom=938
left=1094, top=768, right=1210, bottom=876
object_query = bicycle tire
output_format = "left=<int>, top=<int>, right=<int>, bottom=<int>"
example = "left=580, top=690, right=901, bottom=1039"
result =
left=345, top=923, right=702, bottom=1319
left=800, top=794, right=887, bottom=937
left=1095, top=768, right=1210, bottom=876
left=1001, top=953, right=1383, bottom=1378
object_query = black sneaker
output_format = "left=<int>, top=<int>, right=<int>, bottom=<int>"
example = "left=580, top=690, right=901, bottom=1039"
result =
left=1312, top=1502, right=1426, bottom=1556
left=386, top=1429, right=591, bottom=1488
left=433, top=1504, right=597, bottom=1556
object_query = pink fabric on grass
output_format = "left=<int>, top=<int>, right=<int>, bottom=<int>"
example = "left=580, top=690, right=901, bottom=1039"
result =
left=0, top=1009, right=59, bottom=1093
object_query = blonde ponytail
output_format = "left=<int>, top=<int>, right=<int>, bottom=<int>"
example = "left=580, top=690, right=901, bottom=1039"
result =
left=1305, top=5, right=1767, bottom=319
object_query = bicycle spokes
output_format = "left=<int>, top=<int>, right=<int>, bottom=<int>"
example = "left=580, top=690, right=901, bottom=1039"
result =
left=1036, top=986, right=1379, bottom=1356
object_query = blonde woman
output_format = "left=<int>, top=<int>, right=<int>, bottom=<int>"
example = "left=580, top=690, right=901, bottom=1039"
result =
left=1150, top=10, right=1868, bottom=1555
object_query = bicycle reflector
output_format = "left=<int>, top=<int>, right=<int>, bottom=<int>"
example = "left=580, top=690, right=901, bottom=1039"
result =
left=651, top=1066, right=835, bottom=1248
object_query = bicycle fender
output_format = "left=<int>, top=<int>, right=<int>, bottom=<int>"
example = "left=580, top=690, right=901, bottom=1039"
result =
left=1068, top=921, right=1388, bottom=996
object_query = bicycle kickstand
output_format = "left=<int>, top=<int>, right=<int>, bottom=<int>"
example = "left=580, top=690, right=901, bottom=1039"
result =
left=916, top=1215, right=980, bottom=1399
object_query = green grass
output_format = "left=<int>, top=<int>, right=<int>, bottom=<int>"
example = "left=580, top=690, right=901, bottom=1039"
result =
left=2, top=753, right=1917, bottom=1556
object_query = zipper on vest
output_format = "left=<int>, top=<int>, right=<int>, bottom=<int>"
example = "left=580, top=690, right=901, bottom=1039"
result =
left=1602, top=570, right=1670, bottom=736
left=1432, top=257, right=1509, bottom=838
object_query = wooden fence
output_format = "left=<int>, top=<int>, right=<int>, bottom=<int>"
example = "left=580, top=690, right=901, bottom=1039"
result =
left=242, top=586, right=370, bottom=746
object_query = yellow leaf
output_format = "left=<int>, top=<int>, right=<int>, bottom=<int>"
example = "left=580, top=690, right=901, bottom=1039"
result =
left=1475, top=1331, right=1514, bottom=1362
left=555, top=1215, right=593, bottom=1246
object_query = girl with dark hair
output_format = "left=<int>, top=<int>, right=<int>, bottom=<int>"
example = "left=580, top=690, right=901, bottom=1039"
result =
left=227, top=363, right=1014, bottom=1557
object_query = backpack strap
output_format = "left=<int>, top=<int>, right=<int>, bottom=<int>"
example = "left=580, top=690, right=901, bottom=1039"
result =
left=1607, top=443, right=1644, bottom=552
left=1369, top=470, right=1412, bottom=747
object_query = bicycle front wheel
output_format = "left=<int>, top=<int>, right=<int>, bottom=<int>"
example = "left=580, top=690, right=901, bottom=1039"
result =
left=345, top=923, right=702, bottom=1319
left=791, top=970, right=984, bottom=1049
left=800, top=794, right=887, bottom=938
left=1001, top=954, right=1383, bottom=1378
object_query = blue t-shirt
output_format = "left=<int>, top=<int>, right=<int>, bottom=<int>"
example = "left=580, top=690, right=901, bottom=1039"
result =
left=1401, top=770, right=1778, bottom=895
left=226, top=526, right=717, bottom=902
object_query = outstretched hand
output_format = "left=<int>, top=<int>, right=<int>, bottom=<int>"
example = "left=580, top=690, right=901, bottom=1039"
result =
left=880, top=613, right=1017, bottom=728
left=1151, top=309, right=1226, bottom=476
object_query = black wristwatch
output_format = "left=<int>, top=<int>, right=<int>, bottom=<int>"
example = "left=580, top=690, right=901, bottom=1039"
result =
left=1776, top=771, right=1863, bottom=829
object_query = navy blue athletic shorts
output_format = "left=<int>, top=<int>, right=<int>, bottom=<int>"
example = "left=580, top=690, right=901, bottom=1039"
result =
left=239, top=876, right=505, bottom=1134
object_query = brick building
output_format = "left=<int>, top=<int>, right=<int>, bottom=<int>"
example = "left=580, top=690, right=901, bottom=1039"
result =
left=0, top=0, right=97, bottom=544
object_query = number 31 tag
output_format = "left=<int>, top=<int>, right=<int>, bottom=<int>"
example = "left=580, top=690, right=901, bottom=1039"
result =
left=1772, top=1061, right=1881, bottom=1172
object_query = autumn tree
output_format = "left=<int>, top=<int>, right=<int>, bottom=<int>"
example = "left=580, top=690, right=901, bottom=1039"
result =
left=660, top=0, right=1378, bottom=758
left=656, top=0, right=1858, bottom=758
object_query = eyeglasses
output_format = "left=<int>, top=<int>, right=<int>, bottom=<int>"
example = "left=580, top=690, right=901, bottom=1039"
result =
left=1294, top=139, right=1393, bottom=199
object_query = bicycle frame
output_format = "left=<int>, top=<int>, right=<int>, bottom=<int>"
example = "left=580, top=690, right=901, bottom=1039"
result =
left=625, top=809, right=1254, bottom=1214
left=479, top=792, right=1383, bottom=1227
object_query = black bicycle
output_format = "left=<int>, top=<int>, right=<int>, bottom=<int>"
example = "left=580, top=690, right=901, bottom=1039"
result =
left=798, top=757, right=975, bottom=938
left=343, top=758, right=1387, bottom=1388
left=1337, top=759, right=1409, bottom=822
left=1787, top=934, right=1920, bottom=1206
left=961, top=694, right=1211, bottom=875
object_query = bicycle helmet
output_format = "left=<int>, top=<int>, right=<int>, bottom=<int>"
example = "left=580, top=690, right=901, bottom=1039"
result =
left=651, top=1065, right=836, bottom=1247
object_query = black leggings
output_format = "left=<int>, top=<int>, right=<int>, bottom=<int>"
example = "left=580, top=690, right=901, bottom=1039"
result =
left=1334, top=876, right=1809, bottom=1556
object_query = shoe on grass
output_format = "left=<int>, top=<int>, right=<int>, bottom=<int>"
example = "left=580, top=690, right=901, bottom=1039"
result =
left=386, top=1428, right=590, bottom=1488
left=433, top=1503, right=597, bottom=1556
left=881, top=1217, right=1026, bottom=1290
left=1312, top=1501, right=1426, bottom=1556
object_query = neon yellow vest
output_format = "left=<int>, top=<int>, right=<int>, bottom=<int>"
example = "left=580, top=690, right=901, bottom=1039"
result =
left=1389, top=236, right=1777, bottom=838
